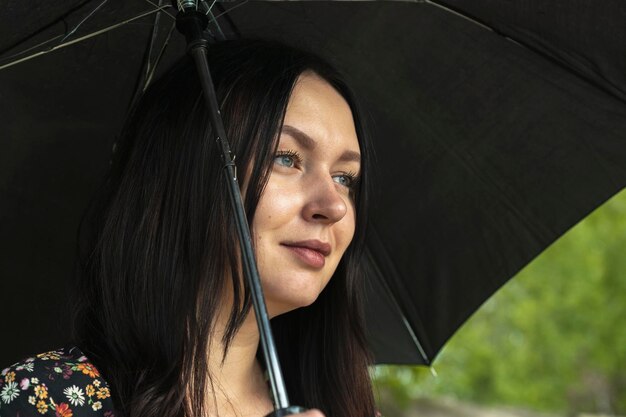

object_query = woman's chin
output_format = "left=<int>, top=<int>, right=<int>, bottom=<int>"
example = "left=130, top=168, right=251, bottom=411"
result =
left=266, top=292, right=322, bottom=318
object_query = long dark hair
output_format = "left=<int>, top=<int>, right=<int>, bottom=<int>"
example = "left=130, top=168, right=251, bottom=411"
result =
left=72, top=39, right=375, bottom=417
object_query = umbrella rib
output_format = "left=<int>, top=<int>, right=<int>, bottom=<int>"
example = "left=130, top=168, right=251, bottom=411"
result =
left=211, top=0, right=250, bottom=21
left=60, top=0, right=110, bottom=43
left=208, top=10, right=227, bottom=41
left=0, top=6, right=171, bottom=72
left=127, top=0, right=176, bottom=114
left=144, top=0, right=177, bottom=20
left=0, top=35, right=64, bottom=65
left=397, top=305, right=431, bottom=365
left=0, top=0, right=92, bottom=56
left=366, top=245, right=431, bottom=366
left=422, top=0, right=494, bottom=32
left=0, top=0, right=111, bottom=64
left=205, top=0, right=219, bottom=15
left=144, top=22, right=177, bottom=91
left=143, top=0, right=166, bottom=83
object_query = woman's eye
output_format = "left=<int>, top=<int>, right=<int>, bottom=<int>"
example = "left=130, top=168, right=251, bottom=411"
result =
left=333, top=172, right=357, bottom=188
left=274, top=150, right=301, bottom=168
left=276, top=155, right=294, bottom=168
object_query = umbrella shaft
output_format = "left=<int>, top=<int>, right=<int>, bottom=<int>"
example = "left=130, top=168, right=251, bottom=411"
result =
left=189, top=38, right=290, bottom=411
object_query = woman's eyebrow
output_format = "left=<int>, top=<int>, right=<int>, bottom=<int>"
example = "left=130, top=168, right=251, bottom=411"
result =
left=281, top=124, right=361, bottom=164
left=339, top=150, right=361, bottom=164
left=282, top=125, right=316, bottom=150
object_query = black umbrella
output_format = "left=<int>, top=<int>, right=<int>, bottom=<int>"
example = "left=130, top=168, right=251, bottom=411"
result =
left=2, top=0, right=626, bottom=372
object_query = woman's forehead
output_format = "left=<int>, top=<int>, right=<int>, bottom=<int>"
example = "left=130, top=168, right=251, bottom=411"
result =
left=283, top=73, right=360, bottom=155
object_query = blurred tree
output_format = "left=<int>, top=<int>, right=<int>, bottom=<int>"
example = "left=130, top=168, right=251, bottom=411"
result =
left=373, top=189, right=626, bottom=415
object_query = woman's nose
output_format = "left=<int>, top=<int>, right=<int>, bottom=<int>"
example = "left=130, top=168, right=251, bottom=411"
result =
left=302, top=175, right=348, bottom=224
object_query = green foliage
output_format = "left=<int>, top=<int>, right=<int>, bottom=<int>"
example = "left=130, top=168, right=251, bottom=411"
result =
left=373, top=189, right=626, bottom=414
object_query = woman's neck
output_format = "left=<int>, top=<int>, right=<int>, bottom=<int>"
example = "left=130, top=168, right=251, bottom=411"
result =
left=207, top=310, right=274, bottom=417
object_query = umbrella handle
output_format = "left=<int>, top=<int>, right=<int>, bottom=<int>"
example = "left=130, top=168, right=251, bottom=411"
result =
left=265, top=406, right=309, bottom=417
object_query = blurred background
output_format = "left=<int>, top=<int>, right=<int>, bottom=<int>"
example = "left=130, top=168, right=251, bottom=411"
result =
left=372, top=189, right=626, bottom=417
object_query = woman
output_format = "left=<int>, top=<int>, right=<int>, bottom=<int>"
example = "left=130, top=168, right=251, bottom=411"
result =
left=0, top=39, right=376, bottom=417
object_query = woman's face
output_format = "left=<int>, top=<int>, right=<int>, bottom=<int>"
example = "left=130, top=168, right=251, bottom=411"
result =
left=252, top=72, right=361, bottom=317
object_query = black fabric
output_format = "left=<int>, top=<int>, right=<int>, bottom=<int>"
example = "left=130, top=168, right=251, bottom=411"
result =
left=441, top=0, right=626, bottom=102
left=1, top=1, right=625, bottom=365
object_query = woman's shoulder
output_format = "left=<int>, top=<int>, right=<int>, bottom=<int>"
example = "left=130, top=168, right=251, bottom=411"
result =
left=0, top=346, right=117, bottom=416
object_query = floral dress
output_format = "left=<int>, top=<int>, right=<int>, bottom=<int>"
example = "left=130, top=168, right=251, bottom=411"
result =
left=0, top=346, right=116, bottom=416
left=2, top=347, right=384, bottom=417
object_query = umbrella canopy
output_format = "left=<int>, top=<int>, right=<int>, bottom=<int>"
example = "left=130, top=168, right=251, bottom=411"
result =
left=1, top=0, right=625, bottom=366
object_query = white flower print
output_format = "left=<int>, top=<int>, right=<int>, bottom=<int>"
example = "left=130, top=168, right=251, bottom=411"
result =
left=22, top=362, right=34, bottom=372
left=63, top=385, right=85, bottom=407
left=1, top=381, right=20, bottom=404
left=28, top=395, right=36, bottom=405
left=92, top=401, right=103, bottom=411
left=31, top=377, right=39, bottom=384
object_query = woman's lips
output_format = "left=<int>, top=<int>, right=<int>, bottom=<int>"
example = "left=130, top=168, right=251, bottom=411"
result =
left=282, top=245, right=326, bottom=268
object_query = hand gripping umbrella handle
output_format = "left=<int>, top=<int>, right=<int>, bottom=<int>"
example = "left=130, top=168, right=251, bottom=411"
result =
left=174, top=2, right=306, bottom=414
